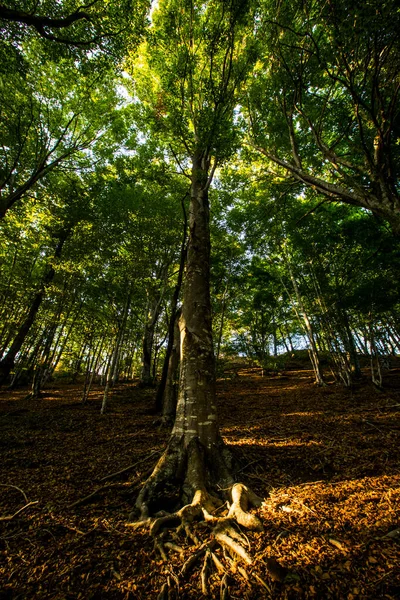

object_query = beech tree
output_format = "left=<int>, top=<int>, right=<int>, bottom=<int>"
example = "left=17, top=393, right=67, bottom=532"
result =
left=1, top=3, right=399, bottom=591
left=215, top=158, right=400, bottom=384
left=128, top=0, right=265, bottom=565
left=247, top=0, right=400, bottom=234
left=0, top=52, right=128, bottom=219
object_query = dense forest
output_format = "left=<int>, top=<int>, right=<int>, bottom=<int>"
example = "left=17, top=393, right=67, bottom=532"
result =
left=1, top=0, right=400, bottom=598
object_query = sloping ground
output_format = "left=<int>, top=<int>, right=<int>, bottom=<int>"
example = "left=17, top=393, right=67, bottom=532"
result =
left=0, top=367, right=399, bottom=599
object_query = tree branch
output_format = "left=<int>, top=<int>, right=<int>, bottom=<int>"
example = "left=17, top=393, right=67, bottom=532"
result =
left=0, top=4, right=92, bottom=30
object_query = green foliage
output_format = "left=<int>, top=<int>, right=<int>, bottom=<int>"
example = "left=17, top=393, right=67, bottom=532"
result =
left=0, top=0, right=150, bottom=65
left=1, top=0, right=399, bottom=387
left=246, top=0, right=400, bottom=232
left=129, top=0, right=258, bottom=161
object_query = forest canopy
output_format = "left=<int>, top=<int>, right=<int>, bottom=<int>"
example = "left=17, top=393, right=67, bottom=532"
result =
left=2, top=0, right=398, bottom=388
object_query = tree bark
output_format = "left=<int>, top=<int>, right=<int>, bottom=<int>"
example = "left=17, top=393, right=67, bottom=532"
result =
left=161, top=310, right=181, bottom=424
left=172, top=153, right=218, bottom=448
left=283, top=262, right=325, bottom=385
left=141, top=293, right=164, bottom=386
left=134, top=153, right=233, bottom=518
left=0, top=227, right=70, bottom=385
left=155, top=196, right=187, bottom=412
left=101, top=293, right=131, bottom=414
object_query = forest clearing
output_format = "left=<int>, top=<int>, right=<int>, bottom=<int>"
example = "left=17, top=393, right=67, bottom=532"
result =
left=1, top=360, right=400, bottom=599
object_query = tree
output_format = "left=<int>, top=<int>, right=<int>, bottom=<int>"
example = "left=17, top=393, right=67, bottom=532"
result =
left=0, top=0, right=149, bottom=55
left=0, top=49, right=129, bottom=219
left=247, top=0, right=400, bottom=234
left=0, top=218, right=73, bottom=384
left=129, top=0, right=264, bottom=567
left=215, top=155, right=400, bottom=384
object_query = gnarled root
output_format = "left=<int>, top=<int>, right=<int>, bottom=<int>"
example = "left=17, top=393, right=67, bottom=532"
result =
left=228, top=483, right=264, bottom=531
left=128, top=436, right=266, bottom=598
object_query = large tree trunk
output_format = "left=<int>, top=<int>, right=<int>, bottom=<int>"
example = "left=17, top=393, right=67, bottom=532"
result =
left=172, top=154, right=217, bottom=447
left=133, top=154, right=261, bottom=522
left=130, top=156, right=263, bottom=599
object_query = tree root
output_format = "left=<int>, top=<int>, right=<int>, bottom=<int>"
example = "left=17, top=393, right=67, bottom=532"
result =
left=125, top=435, right=269, bottom=596
left=129, top=480, right=265, bottom=597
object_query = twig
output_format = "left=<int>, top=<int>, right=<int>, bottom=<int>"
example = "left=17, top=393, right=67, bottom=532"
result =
left=0, top=484, right=29, bottom=503
left=365, top=420, right=386, bottom=434
left=0, top=501, right=39, bottom=521
left=366, top=570, right=393, bottom=586
left=99, top=450, right=161, bottom=482
left=237, top=457, right=263, bottom=474
left=67, top=481, right=131, bottom=509
left=297, top=480, right=324, bottom=487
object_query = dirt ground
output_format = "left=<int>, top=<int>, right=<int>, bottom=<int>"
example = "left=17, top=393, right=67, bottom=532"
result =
left=1, top=364, right=400, bottom=599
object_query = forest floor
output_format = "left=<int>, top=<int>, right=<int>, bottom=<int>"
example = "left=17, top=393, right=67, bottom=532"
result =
left=0, top=362, right=400, bottom=599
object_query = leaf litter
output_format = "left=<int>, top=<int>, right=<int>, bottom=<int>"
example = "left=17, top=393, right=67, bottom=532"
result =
left=0, top=363, right=399, bottom=599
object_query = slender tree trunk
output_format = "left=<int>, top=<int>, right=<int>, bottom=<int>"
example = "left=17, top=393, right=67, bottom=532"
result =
left=155, top=198, right=187, bottom=412
left=31, top=321, right=59, bottom=399
left=44, top=301, right=81, bottom=381
left=272, top=313, right=278, bottom=357
left=354, top=329, right=369, bottom=354
left=82, top=337, right=104, bottom=404
left=284, top=264, right=325, bottom=385
left=284, top=324, right=295, bottom=352
left=0, top=228, right=70, bottom=385
left=279, top=326, right=290, bottom=353
left=369, top=319, right=383, bottom=388
left=161, top=310, right=181, bottom=424
left=101, top=293, right=131, bottom=414
left=141, top=298, right=161, bottom=386
left=70, top=341, right=88, bottom=384
left=339, top=308, right=361, bottom=378
left=216, top=281, right=229, bottom=363
left=81, top=339, right=96, bottom=401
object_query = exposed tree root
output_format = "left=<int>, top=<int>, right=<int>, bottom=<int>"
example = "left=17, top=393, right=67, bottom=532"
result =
left=128, top=436, right=267, bottom=597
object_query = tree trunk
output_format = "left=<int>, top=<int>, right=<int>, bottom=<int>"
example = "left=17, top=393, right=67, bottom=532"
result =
left=272, top=313, right=278, bottom=357
left=30, top=321, right=58, bottom=399
left=101, top=293, right=131, bottom=414
left=70, top=341, right=87, bottom=384
left=284, top=264, right=325, bottom=385
left=339, top=308, right=361, bottom=379
left=0, top=228, right=70, bottom=385
left=161, top=309, right=181, bottom=425
left=216, top=281, right=229, bottom=363
left=155, top=198, right=187, bottom=412
left=134, top=153, right=235, bottom=518
left=82, top=337, right=104, bottom=404
left=141, top=297, right=162, bottom=386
